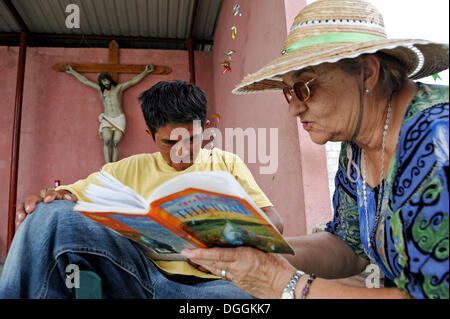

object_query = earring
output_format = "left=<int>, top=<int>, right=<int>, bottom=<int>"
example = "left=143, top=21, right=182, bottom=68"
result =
left=364, top=88, right=370, bottom=94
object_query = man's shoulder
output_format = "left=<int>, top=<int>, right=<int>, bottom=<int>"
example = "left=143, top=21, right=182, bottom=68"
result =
left=207, top=148, right=242, bottom=161
left=106, top=153, right=161, bottom=169
left=202, top=148, right=244, bottom=170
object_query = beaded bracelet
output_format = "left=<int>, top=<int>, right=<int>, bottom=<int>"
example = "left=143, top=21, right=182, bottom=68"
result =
left=301, top=273, right=316, bottom=299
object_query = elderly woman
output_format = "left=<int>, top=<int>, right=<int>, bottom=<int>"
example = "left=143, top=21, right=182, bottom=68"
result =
left=182, top=0, right=449, bottom=299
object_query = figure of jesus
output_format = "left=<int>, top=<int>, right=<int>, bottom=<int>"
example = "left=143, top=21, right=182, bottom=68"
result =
left=64, top=64, right=154, bottom=163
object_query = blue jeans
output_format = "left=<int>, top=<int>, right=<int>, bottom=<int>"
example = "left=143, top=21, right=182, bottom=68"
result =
left=0, top=200, right=254, bottom=299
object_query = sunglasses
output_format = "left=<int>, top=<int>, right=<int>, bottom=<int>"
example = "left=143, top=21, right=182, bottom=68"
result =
left=283, top=78, right=316, bottom=104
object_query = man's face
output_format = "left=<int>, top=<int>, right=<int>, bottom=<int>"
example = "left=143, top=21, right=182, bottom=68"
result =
left=152, top=122, right=204, bottom=171
left=101, top=78, right=111, bottom=90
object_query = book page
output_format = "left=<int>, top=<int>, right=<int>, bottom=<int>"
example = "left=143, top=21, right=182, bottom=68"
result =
left=74, top=170, right=148, bottom=214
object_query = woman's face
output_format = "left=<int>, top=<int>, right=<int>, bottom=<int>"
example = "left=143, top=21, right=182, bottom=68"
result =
left=281, top=64, right=361, bottom=145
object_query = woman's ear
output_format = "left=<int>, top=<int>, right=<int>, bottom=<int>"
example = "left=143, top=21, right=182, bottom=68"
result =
left=362, top=55, right=381, bottom=91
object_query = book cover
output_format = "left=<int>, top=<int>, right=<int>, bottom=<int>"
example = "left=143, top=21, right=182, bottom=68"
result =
left=149, top=188, right=294, bottom=254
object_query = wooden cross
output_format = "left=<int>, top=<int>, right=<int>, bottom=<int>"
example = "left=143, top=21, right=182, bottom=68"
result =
left=52, top=40, right=172, bottom=80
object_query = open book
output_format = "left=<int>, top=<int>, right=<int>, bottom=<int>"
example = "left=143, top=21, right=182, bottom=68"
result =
left=74, top=170, right=295, bottom=261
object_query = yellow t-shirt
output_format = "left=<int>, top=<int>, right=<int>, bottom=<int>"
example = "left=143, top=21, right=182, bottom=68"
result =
left=57, top=148, right=272, bottom=278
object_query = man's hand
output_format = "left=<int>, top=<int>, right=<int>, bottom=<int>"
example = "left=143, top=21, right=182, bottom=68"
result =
left=63, top=64, right=74, bottom=73
left=15, top=190, right=78, bottom=229
left=145, top=64, right=155, bottom=73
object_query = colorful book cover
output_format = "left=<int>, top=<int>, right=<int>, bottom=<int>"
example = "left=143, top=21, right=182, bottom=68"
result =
left=149, top=188, right=294, bottom=254
left=78, top=211, right=202, bottom=259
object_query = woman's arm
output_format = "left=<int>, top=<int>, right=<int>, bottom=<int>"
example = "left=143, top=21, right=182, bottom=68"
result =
left=181, top=246, right=405, bottom=299
left=283, top=232, right=369, bottom=279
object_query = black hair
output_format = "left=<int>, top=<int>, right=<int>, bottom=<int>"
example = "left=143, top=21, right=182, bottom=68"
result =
left=138, top=80, right=208, bottom=139
left=98, top=72, right=117, bottom=92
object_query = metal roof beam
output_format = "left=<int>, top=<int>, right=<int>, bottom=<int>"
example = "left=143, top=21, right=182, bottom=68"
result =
left=3, top=0, right=31, bottom=34
left=3, top=33, right=213, bottom=46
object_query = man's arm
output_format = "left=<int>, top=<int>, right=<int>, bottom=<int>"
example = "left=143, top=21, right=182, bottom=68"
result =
left=64, top=65, right=100, bottom=90
left=118, top=64, right=154, bottom=91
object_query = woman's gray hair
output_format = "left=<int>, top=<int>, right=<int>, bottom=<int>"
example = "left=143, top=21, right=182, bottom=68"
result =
left=335, top=52, right=409, bottom=95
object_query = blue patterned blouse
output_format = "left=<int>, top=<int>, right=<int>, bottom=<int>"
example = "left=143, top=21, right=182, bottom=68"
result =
left=325, top=83, right=449, bottom=299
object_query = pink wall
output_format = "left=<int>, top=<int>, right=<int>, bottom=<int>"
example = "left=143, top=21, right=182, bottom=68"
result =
left=284, top=0, right=333, bottom=233
left=212, top=0, right=308, bottom=237
left=0, top=46, right=214, bottom=261
left=211, top=0, right=332, bottom=236
left=0, top=47, right=18, bottom=262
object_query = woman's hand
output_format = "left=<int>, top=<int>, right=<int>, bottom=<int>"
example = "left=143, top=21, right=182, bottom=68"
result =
left=181, top=247, right=297, bottom=299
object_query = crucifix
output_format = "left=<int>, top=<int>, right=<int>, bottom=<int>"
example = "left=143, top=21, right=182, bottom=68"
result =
left=53, top=40, right=172, bottom=163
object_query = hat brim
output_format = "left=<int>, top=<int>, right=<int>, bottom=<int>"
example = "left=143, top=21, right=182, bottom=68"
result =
left=232, top=39, right=449, bottom=95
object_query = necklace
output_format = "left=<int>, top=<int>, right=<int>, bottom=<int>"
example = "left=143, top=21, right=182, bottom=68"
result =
left=361, top=95, right=392, bottom=262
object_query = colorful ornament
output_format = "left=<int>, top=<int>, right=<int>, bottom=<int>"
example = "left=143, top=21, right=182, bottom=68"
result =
left=220, top=61, right=231, bottom=74
left=231, top=26, right=237, bottom=39
left=233, top=4, right=242, bottom=16
left=225, top=50, right=236, bottom=62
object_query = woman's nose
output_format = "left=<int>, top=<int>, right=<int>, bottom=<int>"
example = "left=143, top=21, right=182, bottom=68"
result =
left=288, top=98, right=308, bottom=117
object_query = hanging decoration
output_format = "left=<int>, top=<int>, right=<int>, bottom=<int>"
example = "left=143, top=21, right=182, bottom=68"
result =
left=233, top=4, right=242, bottom=16
left=225, top=50, right=236, bottom=62
left=231, top=26, right=237, bottom=39
left=220, top=50, right=236, bottom=74
left=220, top=61, right=232, bottom=74
left=222, top=4, right=241, bottom=73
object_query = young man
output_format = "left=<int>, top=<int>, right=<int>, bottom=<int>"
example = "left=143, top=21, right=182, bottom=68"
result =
left=1, top=80, right=283, bottom=298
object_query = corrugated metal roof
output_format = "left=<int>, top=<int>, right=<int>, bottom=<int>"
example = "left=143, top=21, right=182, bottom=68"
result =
left=0, top=0, right=223, bottom=50
left=0, top=1, right=20, bottom=32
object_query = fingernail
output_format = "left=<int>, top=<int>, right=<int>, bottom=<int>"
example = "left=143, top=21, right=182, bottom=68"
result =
left=44, top=196, right=51, bottom=202
left=64, top=194, right=72, bottom=200
left=24, top=204, right=30, bottom=212
left=18, top=212, right=24, bottom=220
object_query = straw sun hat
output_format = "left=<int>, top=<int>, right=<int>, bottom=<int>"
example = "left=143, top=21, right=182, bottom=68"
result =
left=232, top=0, right=449, bottom=94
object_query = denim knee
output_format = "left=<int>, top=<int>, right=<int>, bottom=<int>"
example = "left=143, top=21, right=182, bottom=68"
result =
left=20, top=200, right=77, bottom=234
